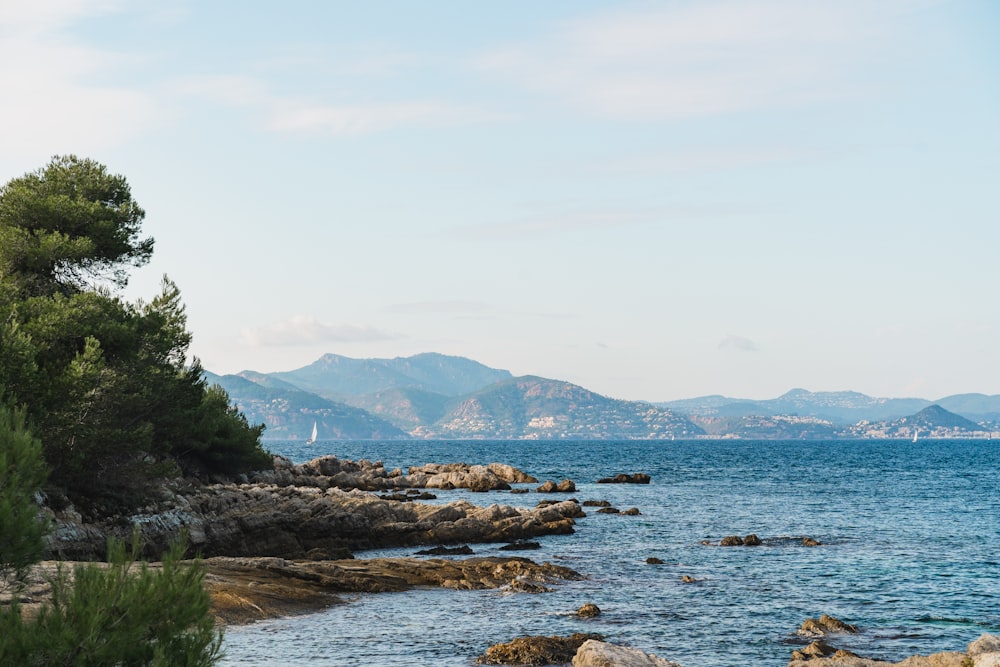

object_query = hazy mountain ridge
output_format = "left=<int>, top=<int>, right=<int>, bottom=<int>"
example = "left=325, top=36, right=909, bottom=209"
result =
left=207, top=355, right=1000, bottom=440
left=204, top=371, right=408, bottom=440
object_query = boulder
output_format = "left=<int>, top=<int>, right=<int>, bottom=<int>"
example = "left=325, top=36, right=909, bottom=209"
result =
left=415, top=545, right=475, bottom=556
left=646, top=557, right=665, bottom=565
left=597, top=507, right=621, bottom=514
left=478, top=633, right=604, bottom=665
left=719, top=535, right=744, bottom=546
left=577, top=602, right=601, bottom=618
left=969, top=634, right=1000, bottom=667
left=573, top=640, right=683, bottom=667
left=582, top=500, right=612, bottom=507
left=623, top=508, right=642, bottom=516
left=536, top=479, right=576, bottom=493
left=743, top=534, right=762, bottom=546
left=499, top=541, right=541, bottom=551
left=802, top=537, right=821, bottom=547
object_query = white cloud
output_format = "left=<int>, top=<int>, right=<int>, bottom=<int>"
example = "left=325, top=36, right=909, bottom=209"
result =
left=0, top=1, right=161, bottom=161
left=718, top=334, right=760, bottom=352
left=476, top=0, right=920, bottom=120
left=240, top=316, right=401, bottom=347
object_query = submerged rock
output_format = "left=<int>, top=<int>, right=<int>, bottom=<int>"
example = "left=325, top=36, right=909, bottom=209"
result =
left=596, top=473, right=652, bottom=484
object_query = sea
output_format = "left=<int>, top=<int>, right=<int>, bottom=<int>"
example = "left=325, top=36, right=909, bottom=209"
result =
left=220, top=439, right=999, bottom=666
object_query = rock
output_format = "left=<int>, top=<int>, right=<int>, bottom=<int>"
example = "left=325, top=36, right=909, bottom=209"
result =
left=681, top=575, right=698, bottom=583
left=743, top=534, right=762, bottom=546
left=797, top=614, right=859, bottom=637
left=786, top=633, right=999, bottom=667
left=205, top=555, right=582, bottom=625
left=646, top=557, right=664, bottom=565
left=573, top=640, right=683, bottom=667
left=968, top=634, right=1000, bottom=667
left=509, top=488, right=530, bottom=494
left=499, top=541, right=541, bottom=551
left=719, top=535, right=744, bottom=546
left=623, top=508, right=642, bottom=516
left=802, top=537, right=821, bottom=547
left=577, top=602, right=601, bottom=618
left=582, top=500, right=612, bottom=507
left=45, top=483, right=583, bottom=561
left=536, top=479, right=576, bottom=493
left=595, top=473, right=652, bottom=484
left=597, top=507, right=620, bottom=514
left=478, top=633, right=604, bottom=665
left=415, top=545, right=475, bottom=556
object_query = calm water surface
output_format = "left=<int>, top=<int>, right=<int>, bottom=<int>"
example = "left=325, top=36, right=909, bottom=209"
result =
left=221, top=439, right=999, bottom=666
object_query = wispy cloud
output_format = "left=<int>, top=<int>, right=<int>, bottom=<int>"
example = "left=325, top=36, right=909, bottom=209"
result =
left=0, top=1, right=161, bottom=160
left=240, top=316, right=401, bottom=346
left=476, top=0, right=915, bottom=120
left=386, top=301, right=490, bottom=314
left=718, top=334, right=760, bottom=352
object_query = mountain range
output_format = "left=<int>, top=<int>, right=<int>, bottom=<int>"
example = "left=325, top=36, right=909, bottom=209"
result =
left=206, top=353, right=1000, bottom=441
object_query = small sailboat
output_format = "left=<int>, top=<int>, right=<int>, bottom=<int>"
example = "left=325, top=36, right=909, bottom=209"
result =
left=306, top=421, right=317, bottom=445
left=912, top=428, right=919, bottom=443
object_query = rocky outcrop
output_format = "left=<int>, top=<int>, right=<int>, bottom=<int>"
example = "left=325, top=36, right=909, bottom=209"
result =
left=478, top=633, right=604, bottom=665
left=788, top=633, right=999, bottom=667
left=797, top=614, right=859, bottom=637
left=596, top=473, right=651, bottom=484
left=573, top=640, right=683, bottom=667
left=254, top=456, right=537, bottom=493
left=45, top=483, right=583, bottom=561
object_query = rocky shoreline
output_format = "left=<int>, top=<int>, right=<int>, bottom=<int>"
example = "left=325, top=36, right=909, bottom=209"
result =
left=43, top=456, right=581, bottom=561
left=22, top=455, right=1000, bottom=666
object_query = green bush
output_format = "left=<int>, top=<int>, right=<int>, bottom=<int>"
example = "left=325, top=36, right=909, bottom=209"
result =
left=0, top=533, right=223, bottom=667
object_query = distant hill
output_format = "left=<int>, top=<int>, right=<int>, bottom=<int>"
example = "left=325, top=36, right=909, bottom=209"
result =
left=266, top=352, right=512, bottom=399
left=843, top=404, right=987, bottom=439
left=205, top=371, right=407, bottom=441
left=342, top=387, right=454, bottom=433
left=934, top=393, right=1000, bottom=422
left=661, top=388, right=930, bottom=424
left=207, top=353, right=998, bottom=440
left=419, top=376, right=704, bottom=440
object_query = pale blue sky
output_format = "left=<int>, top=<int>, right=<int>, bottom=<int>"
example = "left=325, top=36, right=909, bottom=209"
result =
left=2, top=0, right=998, bottom=401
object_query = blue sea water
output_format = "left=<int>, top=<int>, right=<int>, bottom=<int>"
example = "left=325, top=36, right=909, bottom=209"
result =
left=220, top=439, right=1000, bottom=666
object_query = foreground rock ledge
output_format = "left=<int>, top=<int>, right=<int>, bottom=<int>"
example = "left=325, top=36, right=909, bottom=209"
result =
left=8, top=556, right=583, bottom=627
left=206, top=555, right=582, bottom=625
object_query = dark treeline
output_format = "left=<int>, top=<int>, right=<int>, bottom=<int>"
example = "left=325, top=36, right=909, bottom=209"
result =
left=0, top=155, right=272, bottom=515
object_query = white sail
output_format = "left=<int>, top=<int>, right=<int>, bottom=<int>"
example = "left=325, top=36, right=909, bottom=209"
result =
left=306, top=421, right=317, bottom=444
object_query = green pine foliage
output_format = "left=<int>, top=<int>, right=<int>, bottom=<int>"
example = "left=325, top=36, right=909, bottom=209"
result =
left=0, top=402, right=49, bottom=591
left=0, top=156, right=272, bottom=511
left=0, top=534, right=223, bottom=667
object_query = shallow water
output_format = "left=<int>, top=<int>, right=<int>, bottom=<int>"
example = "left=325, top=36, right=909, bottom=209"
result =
left=221, top=439, right=1000, bottom=666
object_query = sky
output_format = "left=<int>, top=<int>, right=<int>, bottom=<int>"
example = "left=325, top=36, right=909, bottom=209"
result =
left=2, top=0, right=998, bottom=402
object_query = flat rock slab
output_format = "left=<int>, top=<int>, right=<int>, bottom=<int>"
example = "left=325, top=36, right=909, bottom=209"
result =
left=204, top=555, right=582, bottom=625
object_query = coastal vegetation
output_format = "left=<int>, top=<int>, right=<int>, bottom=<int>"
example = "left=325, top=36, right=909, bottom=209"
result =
left=0, top=156, right=272, bottom=665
